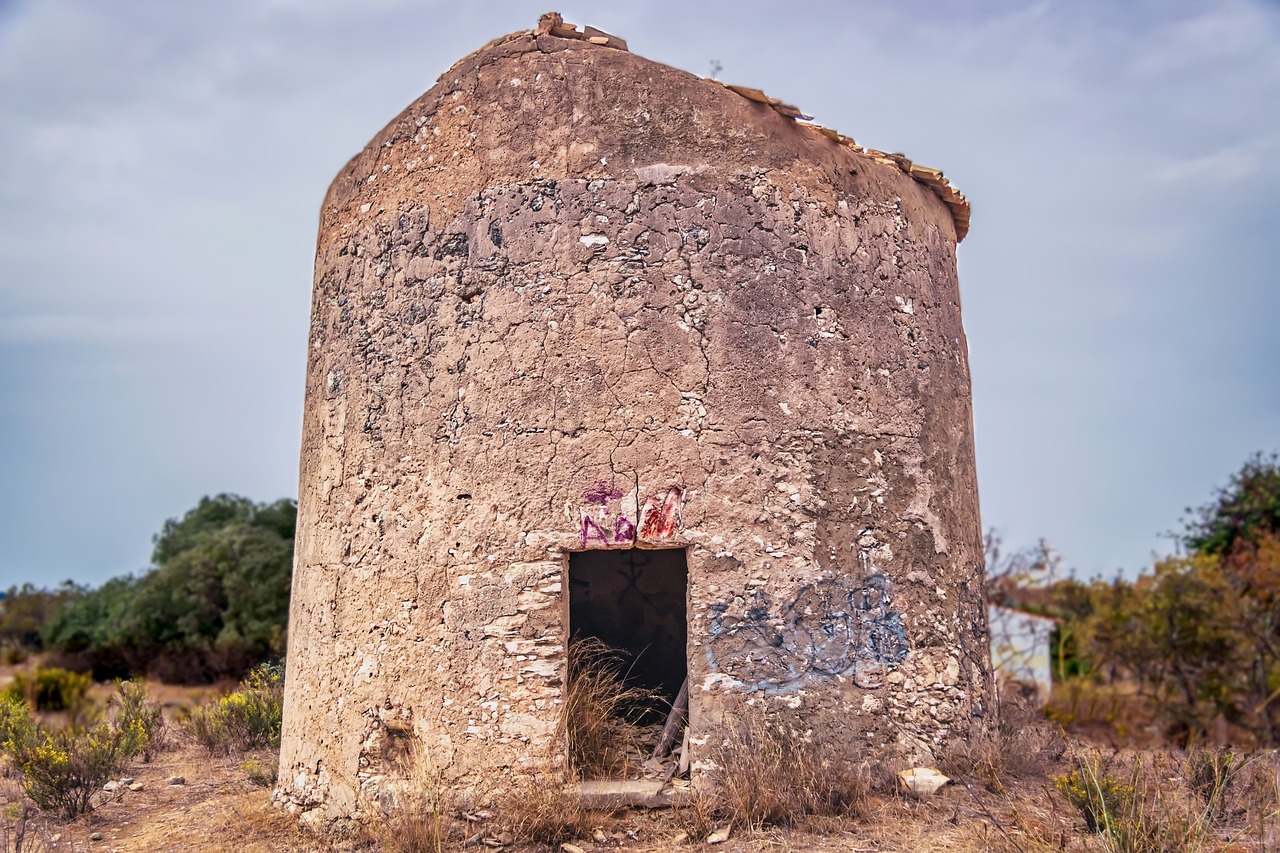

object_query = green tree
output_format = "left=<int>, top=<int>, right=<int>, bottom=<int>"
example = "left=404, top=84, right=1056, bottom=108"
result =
left=0, top=582, right=81, bottom=650
left=42, top=495, right=296, bottom=682
left=1078, top=544, right=1280, bottom=744
left=1183, top=452, right=1280, bottom=556
left=996, top=454, right=1280, bottom=745
left=41, top=577, right=137, bottom=655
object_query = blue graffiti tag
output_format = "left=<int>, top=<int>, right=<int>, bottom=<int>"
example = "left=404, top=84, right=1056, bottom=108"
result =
left=706, top=574, right=908, bottom=693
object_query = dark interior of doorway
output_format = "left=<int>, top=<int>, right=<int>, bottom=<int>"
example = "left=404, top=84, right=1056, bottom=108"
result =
left=568, top=547, right=688, bottom=724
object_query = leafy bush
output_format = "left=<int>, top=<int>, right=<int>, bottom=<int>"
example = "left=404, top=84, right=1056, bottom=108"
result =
left=2, top=667, right=93, bottom=719
left=42, top=494, right=296, bottom=683
left=185, top=663, right=284, bottom=754
left=109, top=680, right=169, bottom=762
left=1, top=644, right=30, bottom=665
left=1055, top=758, right=1136, bottom=835
left=0, top=694, right=144, bottom=819
left=0, top=694, right=29, bottom=746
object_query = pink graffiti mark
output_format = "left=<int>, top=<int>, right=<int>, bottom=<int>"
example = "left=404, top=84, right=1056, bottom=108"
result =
left=638, top=485, right=686, bottom=540
left=579, top=480, right=635, bottom=547
left=582, top=481, right=623, bottom=509
left=581, top=514, right=636, bottom=547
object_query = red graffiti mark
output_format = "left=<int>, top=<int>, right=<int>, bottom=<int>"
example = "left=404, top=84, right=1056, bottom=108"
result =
left=638, top=486, right=686, bottom=539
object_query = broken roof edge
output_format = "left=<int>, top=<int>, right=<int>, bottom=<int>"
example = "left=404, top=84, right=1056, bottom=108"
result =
left=534, top=12, right=971, bottom=242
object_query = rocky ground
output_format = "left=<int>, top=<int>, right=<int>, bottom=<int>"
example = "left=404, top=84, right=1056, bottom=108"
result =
left=1, top=738, right=1066, bottom=853
left=0, top=741, right=308, bottom=852
left=2, top=666, right=1277, bottom=852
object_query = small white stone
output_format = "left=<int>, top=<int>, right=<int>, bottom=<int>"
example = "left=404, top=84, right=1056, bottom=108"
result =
left=899, top=767, right=950, bottom=795
left=299, top=809, right=325, bottom=835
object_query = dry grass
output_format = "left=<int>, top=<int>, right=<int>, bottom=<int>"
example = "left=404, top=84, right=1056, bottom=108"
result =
left=943, top=694, right=1068, bottom=793
left=359, top=794, right=457, bottom=853
left=353, top=736, right=605, bottom=851
left=689, top=704, right=871, bottom=834
left=355, top=744, right=462, bottom=853
left=561, top=637, right=663, bottom=779
left=502, top=770, right=606, bottom=847
left=1042, top=747, right=1280, bottom=853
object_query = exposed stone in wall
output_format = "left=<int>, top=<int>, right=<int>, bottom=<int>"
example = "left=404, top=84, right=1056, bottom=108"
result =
left=280, top=22, right=992, bottom=820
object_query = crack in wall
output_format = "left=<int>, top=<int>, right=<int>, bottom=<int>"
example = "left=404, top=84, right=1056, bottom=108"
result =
left=283, top=33, right=990, bottom=820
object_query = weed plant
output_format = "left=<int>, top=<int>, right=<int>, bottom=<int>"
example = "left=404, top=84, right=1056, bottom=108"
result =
left=0, top=693, right=145, bottom=819
left=185, top=662, right=284, bottom=754
left=561, top=637, right=660, bottom=779
left=700, top=705, right=870, bottom=832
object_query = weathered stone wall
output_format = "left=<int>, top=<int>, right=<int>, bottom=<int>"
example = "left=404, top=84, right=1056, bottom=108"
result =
left=280, top=25, right=992, bottom=820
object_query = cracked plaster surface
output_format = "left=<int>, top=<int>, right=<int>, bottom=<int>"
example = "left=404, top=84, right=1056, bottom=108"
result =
left=280, top=29, right=992, bottom=819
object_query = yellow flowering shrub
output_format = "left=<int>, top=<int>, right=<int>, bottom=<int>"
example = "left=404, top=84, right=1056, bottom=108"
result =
left=0, top=694, right=143, bottom=818
left=110, top=680, right=168, bottom=762
left=2, top=667, right=93, bottom=724
left=1054, top=765, right=1136, bottom=834
left=185, top=662, right=283, bottom=754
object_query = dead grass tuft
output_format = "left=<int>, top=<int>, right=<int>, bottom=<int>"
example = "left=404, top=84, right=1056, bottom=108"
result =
left=355, top=743, right=464, bottom=853
left=943, top=693, right=1067, bottom=792
left=501, top=770, right=604, bottom=847
left=561, top=637, right=661, bottom=779
left=361, top=796, right=457, bottom=853
left=698, top=705, right=871, bottom=832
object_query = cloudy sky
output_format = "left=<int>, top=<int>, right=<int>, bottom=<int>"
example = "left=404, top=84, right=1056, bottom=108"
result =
left=1, top=0, right=1277, bottom=588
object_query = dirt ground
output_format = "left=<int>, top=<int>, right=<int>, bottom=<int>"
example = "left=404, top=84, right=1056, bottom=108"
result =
left=2, top=666, right=1277, bottom=852
left=0, top=729, right=1227, bottom=853
left=1, top=743, right=309, bottom=853
left=1, top=740, right=1071, bottom=853
left=3, top=739, right=1277, bottom=852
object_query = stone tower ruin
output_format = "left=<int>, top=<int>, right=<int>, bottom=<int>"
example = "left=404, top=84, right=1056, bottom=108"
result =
left=280, top=13, right=992, bottom=820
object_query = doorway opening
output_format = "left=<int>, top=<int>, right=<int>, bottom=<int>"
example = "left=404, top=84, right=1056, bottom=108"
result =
left=567, top=548, right=688, bottom=779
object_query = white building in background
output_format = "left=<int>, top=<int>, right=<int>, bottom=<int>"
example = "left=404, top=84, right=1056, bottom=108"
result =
left=988, top=604, right=1058, bottom=702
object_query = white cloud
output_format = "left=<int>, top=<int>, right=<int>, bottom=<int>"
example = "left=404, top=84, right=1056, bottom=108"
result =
left=0, top=0, right=1277, bottom=584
